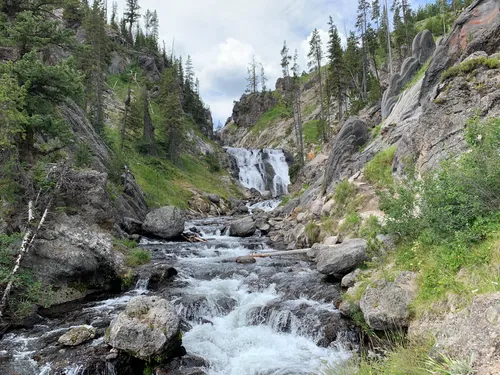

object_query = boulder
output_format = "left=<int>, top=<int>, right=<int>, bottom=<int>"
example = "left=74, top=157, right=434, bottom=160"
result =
left=142, top=206, right=186, bottom=240
left=229, top=217, right=256, bottom=237
left=359, top=271, right=417, bottom=330
left=262, top=191, right=273, bottom=200
left=58, top=326, right=96, bottom=346
left=207, top=194, right=220, bottom=204
left=315, top=239, right=368, bottom=277
left=107, top=296, right=182, bottom=361
left=235, top=256, right=257, bottom=264
left=341, top=269, right=360, bottom=288
left=120, top=217, right=143, bottom=235
left=323, top=118, right=369, bottom=193
left=323, top=236, right=340, bottom=246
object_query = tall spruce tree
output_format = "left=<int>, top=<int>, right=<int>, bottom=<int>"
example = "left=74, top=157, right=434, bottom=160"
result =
left=280, top=40, right=292, bottom=78
left=260, top=63, right=267, bottom=93
left=327, top=17, right=345, bottom=122
left=307, top=28, right=326, bottom=139
left=123, top=0, right=140, bottom=44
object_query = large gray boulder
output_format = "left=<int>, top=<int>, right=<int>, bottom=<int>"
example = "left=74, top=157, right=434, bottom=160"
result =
left=229, top=216, right=256, bottom=237
left=315, top=239, right=367, bottom=278
left=106, top=296, right=182, bottom=361
left=382, top=29, right=436, bottom=119
left=323, top=118, right=369, bottom=193
left=360, top=271, right=417, bottom=330
left=142, top=206, right=186, bottom=239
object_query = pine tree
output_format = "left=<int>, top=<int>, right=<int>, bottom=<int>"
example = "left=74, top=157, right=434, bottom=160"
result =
left=260, top=63, right=267, bottom=93
left=185, top=55, right=195, bottom=89
left=142, top=86, right=156, bottom=155
left=123, top=0, right=140, bottom=44
left=246, top=55, right=259, bottom=94
left=159, top=66, right=184, bottom=164
left=280, top=40, right=292, bottom=78
left=291, top=50, right=304, bottom=164
left=327, top=17, right=345, bottom=122
left=356, top=0, right=371, bottom=101
left=344, top=31, right=363, bottom=110
left=110, top=1, right=118, bottom=30
left=307, top=28, right=326, bottom=140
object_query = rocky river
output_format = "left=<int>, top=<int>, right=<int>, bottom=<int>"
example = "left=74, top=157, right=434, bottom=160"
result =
left=0, top=215, right=358, bottom=375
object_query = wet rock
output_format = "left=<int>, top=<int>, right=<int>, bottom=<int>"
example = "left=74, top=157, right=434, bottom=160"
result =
left=262, top=190, right=273, bottom=200
left=315, top=239, right=368, bottom=278
left=107, top=296, right=182, bottom=361
left=229, top=217, right=256, bottom=237
left=58, top=326, right=96, bottom=346
left=207, top=194, right=220, bottom=204
left=235, top=256, right=257, bottom=264
left=323, top=118, right=369, bottom=193
left=120, top=217, right=143, bottom=235
left=142, top=206, right=186, bottom=240
left=148, top=265, right=178, bottom=291
left=360, top=271, right=417, bottom=330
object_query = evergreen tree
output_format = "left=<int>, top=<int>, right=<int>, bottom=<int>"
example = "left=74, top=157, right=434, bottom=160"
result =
left=246, top=55, right=259, bottom=94
left=185, top=55, right=195, bottom=89
left=344, top=31, right=363, bottom=110
left=327, top=16, right=345, bottom=122
left=260, top=63, right=267, bottom=93
left=356, top=0, right=370, bottom=100
left=307, top=28, right=326, bottom=139
left=110, top=1, right=118, bottom=30
left=291, top=50, right=304, bottom=164
left=280, top=40, right=291, bottom=78
left=81, top=0, right=110, bottom=132
left=123, top=0, right=140, bottom=44
left=159, top=66, right=184, bottom=164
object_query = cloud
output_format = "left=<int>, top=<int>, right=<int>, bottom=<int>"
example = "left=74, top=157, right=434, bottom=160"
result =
left=114, top=0, right=432, bottom=128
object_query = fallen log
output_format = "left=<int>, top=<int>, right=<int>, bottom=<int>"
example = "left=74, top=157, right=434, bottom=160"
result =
left=248, top=249, right=311, bottom=258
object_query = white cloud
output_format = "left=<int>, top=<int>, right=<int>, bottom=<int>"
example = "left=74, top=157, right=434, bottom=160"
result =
left=113, top=0, right=406, bottom=127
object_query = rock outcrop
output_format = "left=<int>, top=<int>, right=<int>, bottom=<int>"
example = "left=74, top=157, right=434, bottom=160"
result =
left=323, top=118, right=369, bottom=193
left=229, top=216, right=256, bottom=237
left=107, top=296, right=182, bottom=361
left=230, top=92, right=277, bottom=128
left=382, top=29, right=436, bottom=119
left=359, top=271, right=417, bottom=330
left=314, top=239, right=368, bottom=278
left=142, top=206, right=186, bottom=239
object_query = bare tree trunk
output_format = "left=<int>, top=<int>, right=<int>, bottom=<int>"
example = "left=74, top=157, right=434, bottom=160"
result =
left=142, top=88, right=156, bottom=155
left=120, top=86, right=131, bottom=152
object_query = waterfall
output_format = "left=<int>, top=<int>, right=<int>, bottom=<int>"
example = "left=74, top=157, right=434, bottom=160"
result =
left=225, top=147, right=290, bottom=197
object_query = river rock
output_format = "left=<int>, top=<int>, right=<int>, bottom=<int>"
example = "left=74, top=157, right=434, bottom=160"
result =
left=107, top=296, right=182, bottom=361
left=142, top=206, right=186, bottom=239
left=229, top=217, right=256, bottom=237
left=262, top=191, right=273, bottom=200
left=235, top=256, right=257, bottom=264
left=58, top=326, right=96, bottom=346
left=315, top=239, right=367, bottom=277
left=360, top=271, right=417, bottom=330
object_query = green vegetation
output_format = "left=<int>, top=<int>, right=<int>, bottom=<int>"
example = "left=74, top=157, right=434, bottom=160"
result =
left=403, top=60, right=430, bottom=91
left=251, top=100, right=292, bottom=135
left=303, top=119, right=322, bottom=144
left=333, top=179, right=358, bottom=217
left=441, top=56, right=500, bottom=82
left=372, top=124, right=382, bottom=139
left=364, top=146, right=396, bottom=188
left=113, top=238, right=151, bottom=267
left=126, top=249, right=151, bottom=267
left=305, top=222, right=321, bottom=245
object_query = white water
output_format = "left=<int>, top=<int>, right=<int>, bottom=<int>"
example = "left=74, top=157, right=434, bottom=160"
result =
left=225, top=148, right=290, bottom=197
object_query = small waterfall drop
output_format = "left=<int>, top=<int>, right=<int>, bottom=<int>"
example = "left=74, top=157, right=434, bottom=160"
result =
left=225, top=147, right=290, bottom=197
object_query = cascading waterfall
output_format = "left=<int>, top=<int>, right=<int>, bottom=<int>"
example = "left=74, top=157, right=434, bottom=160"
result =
left=225, top=147, right=290, bottom=197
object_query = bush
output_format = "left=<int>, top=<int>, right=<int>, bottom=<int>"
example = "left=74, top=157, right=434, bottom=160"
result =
left=126, top=249, right=151, bottom=267
left=305, top=222, right=321, bottom=246
left=74, top=142, right=93, bottom=168
left=441, top=56, right=500, bottom=82
left=364, top=146, right=396, bottom=188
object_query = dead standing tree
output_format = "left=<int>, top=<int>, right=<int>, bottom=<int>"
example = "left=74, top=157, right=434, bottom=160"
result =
left=0, top=162, right=69, bottom=318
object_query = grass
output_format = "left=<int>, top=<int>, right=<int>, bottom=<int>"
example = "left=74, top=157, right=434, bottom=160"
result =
left=364, top=146, right=396, bottom=188
left=303, top=119, right=322, bottom=145
left=441, top=56, right=500, bottom=82
left=251, top=101, right=292, bottom=135
left=126, top=249, right=151, bottom=267
left=403, top=59, right=430, bottom=91
left=305, top=222, right=321, bottom=245
left=372, top=124, right=382, bottom=139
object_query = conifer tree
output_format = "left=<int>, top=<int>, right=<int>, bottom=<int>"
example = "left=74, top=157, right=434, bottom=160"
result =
left=280, top=40, right=292, bottom=78
left=260, top=63, right=267, bottom=93
left=327, top=17, right=345, bottom=122
left=246, top=55, right=259, bottom=94
left=110, top=1, right=118, bottom=30
left=307, top=28, right=326, bottom=139
left=291, top=50, right=304, bottom=164
left=124, top=0, right=140, bottom=44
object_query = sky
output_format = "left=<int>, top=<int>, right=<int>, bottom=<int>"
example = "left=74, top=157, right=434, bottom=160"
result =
left=115, top=0, right=432, bottom=128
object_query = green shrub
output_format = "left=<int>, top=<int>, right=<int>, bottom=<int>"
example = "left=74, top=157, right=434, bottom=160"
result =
left=339, top=212, right=361, bottom=235
left=333, top=179, right=357, bottom=207
left=364, top=146, right=396, bottom=188
left=74, top=142, right=93, bottom=168
left=126, top=249, right=151, bottom=267
left=305, top=222, right=321, bottom=245
left=441, top=56, right=500, bottom=82
left=372, top=124, right=382, bottom=139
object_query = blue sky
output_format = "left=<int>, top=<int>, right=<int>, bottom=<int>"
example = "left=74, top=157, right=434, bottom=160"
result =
left=116, top=0, right=435, bottom=128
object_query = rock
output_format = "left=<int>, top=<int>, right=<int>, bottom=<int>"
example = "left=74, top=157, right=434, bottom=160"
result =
left=463, top=50, right=488, bottom=62
left=138, top=54, right=161, bottom=81
left=207, top=194, right=220, bottom=204
left=382, top=30, right=436, bottom=119
left=315, top=239, right=368, bottom=278
left=58, top=326, right=96, bottom=347
left=360, top=271, right=417, bottom=330
left=107, top=296, right=181, bottom=361
left=309, top=199, right=324, bottom=217
left=376, top=234, right=396, bottom=252
left=235, top=256, right=257, bottom=264
left=108, top=52, right=129, bottom=75
left=229, top=217, right=256, bottom=237
left=142, top=206, right=186, bottom=240
left=341, top=270, right=360, bottom=288
left=261, top=191, right=273, bottom=200
left=323, top=236, right=339, bottom=246
left=120, top=217, right=143, bottom=235
left=323, top=118, right=369, bottom=193
left=148, top=265, right=178, bottom=291
left=409, top=292, right=500, bottom=373
left=281, top=198, right=300, bottom=216
left=321, top=199, right=335, bottom=216
left=255, top=218, right=271, bottom=233
left=230, top=92, right=278, bottom=128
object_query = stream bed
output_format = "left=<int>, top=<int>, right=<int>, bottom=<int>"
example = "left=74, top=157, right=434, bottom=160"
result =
left=0, top=216, right=357, bottom=375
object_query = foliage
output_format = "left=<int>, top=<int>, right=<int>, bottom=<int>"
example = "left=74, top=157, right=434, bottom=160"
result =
left=333, top=179, right=358, bottom=216
left=251, top=101, right=292, bottom=135
left=425, top=352, right=475, bottom=375
left=126, top=249, right=151, bottom=267
left=303, top=119, right=322, bottom=144
left=305, top=222, right=321, bottom=245
left=441, top=56, right=500, bottom=82
left=364, top=146, right=396, bottom=188
left=339, top=212, right=362, bottom=235
left=74, top=142, right=93, bottom=168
